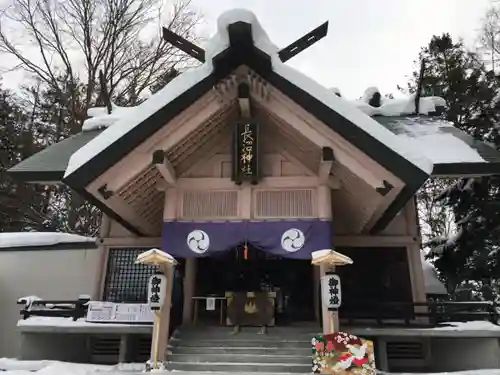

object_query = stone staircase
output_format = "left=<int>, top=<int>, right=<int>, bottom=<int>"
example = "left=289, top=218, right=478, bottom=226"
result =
left=167, top=325, right=319, bottom=374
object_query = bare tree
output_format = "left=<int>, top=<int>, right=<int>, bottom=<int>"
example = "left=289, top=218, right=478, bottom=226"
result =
left=417, top=178, right=457, bottom=250
left=478, top=5, right=500, bottom=73
left=0, top=0, right=201, bottom=235
left=0, top=0, right=201, bottom=128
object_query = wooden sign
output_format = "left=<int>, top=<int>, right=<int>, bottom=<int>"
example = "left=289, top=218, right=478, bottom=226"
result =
left=232, top=120, right=260, bottom=185
left=312, top=333, right=376, bottom=374
left=86, top=302, right=154, bottom=324
left=321, top=274, right=342, bottom=309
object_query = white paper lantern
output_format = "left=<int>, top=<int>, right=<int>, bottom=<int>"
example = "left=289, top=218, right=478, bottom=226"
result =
left=147, top=274, right=167, bottom=310
left=321, top=274, right=342, bottom=309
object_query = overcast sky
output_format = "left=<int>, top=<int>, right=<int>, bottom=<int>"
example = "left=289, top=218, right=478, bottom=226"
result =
left=0, top=0, right=493, bottom=99
left=192, top=0, right=492, bottom=99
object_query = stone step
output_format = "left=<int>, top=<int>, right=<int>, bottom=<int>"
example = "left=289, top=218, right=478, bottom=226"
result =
left=168, top=353, right=311, bottom=365
left=167, top=372, right=313, bottom=375
left=166, top=361, right=312, bottom=373
left=176, top=326, right=320, bottom=336
left=172, top=333, right=314, bottom=342
left=170, top=346, right=312, bottom=356
left=170, top=338, right=310, bottom=348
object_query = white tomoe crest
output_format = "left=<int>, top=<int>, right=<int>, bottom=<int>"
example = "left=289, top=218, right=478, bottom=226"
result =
left=186, top=230, right=210, bottom=254
left=281, top=228, right=305, bottom=252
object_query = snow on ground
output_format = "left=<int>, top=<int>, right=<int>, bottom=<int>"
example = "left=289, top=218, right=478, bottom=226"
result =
left=0, top=232, right=95, bottom=249
left=0, top=358, right=499, bottom=375
left=0, top=358, right=143, bottom=375
left=431, top=321, right=500, bottom=332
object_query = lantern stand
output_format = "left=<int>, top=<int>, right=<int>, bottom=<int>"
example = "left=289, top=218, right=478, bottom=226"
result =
left=136, top=248, right=177, bottom=372
left=311, top=249, right=353, bottom=334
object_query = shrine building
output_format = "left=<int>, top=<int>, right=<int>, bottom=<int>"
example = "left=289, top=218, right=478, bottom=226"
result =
left=8, top=9, right=500, bottom=373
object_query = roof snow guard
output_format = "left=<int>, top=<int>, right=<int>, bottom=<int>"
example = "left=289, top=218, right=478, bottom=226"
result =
left=9, top=10, right=500, bottom=235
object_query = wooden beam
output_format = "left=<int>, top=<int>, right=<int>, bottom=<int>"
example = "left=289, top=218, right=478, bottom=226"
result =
left=255, top=96, right=384, bottom=189
left=152, top=150, right=176, bottom=184
left=238, top=82, right=251, bottom=118
left=99, top=237, right=162, bottom=247
left=334, top=235, right=418, bottom=247
left=162, top=27, right=205, bottom=62
left=91, top=192, right=160, bottom=237
left=318, top=146, right=335, bottom=184
left=361, top=186, right=402, bottom=234
left=278, top=21, right=329, bottom=63
left=92, top=98, right=228, bottom=194
left=174, top=176, right=341, bottom=190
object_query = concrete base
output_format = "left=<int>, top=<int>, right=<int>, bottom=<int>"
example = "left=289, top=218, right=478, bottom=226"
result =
left=430, top=338, right=500, bottom=372
left=19, top=333, right=89, bottom=362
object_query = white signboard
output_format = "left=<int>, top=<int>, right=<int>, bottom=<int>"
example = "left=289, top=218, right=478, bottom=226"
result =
left=86, top=302, right=154, bottom=324
left=148, top=274, right=167, bottom=311
left=206, top=297, right=216, bottom=311
left=321, top=274, right=342, bottom=309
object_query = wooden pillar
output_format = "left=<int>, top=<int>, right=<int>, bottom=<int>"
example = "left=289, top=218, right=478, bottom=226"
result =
left=313, top=265, right=320, bottom=322
left=152, top=187, right=178, bottom=363
left=94, top=214, right=112, bottom=300
left=151, top=264, right=174, bottom=363
left=404, top=200, right=426, bottom=303
left=182, top=257, right=197, bottom=324
left=317, top=185, right=336, bottom=334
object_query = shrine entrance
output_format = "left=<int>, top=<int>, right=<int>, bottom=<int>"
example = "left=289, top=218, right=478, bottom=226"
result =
left=195, top=244, right=315, bottom=326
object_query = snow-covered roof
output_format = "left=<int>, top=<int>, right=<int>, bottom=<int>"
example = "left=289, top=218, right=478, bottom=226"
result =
left=420, top=252, right=447, bottom=295
left=64, top=9, right=433, bottom=179
left=0, top=232, right=95, bottom=250
left=375, top=116, right=500, bottom=172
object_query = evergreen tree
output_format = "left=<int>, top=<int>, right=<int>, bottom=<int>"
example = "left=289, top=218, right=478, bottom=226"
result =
left=408, top=34, right=500, bottom=299
left=0, top=83, right=55, bottom=232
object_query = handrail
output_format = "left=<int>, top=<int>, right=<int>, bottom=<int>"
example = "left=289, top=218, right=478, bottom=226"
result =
left=339, top=300, right=499, bottom=327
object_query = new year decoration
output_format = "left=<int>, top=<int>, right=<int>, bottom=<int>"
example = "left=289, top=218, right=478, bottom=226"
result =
left=187, top=230, right=210, bottom=254
left=321, top=274, right=342, bottom=309
left=281, top=228, right=305, bottom=252
left=312, top=333, right=376, bottom=374
left=148, top=274, right=167, bottom=311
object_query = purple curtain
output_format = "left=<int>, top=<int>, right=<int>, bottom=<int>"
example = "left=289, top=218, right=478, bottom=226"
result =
left=162, top=219, right=332, bottom=259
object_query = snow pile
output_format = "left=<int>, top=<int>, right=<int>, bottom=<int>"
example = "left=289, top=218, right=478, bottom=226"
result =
left=82, top=104, right=137, bottom=131
left=64, top=8, right=434, bottom=180
left=432, top=321, right=500, bottom=332
left=17, top=295, right=42, bottom=308
left=0, top=232, right=95, bottom=249
left=0, top=358, right=143, bottom=375
left=17, top=316, right=151, bottom=329
left=345, top=86, right=446, bottom=117
left=420, top=252, right=447, bottom=295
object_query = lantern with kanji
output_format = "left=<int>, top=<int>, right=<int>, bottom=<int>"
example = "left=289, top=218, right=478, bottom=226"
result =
left=321, top=273, right=341, bottom=310
left=147, top=274, right=167, bottom=311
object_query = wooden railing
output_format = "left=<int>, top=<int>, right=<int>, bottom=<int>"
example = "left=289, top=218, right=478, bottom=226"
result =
left=18, top=297, right=90, bottom=321
left=340, top=301, right=499, bottom=327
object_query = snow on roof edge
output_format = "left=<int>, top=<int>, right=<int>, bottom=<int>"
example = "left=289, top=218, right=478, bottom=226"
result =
left=0, top=232, right=96, bottom=249
left=64, top=9, right=433, bottom=180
